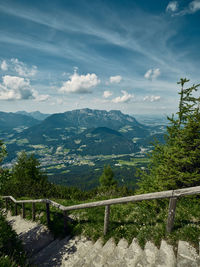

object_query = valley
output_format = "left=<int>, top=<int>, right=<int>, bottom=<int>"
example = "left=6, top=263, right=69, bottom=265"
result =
left=1, top=109, right=167, bottom=190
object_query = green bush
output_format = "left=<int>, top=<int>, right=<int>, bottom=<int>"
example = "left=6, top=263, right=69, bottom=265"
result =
left=0, top=203, right=27, bottom=266
left=0, top=255, right=18, bottom=267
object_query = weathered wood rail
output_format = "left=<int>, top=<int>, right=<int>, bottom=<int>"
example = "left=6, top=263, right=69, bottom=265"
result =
left=2, top=185, right=200, bottom=235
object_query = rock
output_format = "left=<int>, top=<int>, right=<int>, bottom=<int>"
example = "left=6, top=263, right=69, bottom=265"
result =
left=156, top=240, right=176, bottom=267
left=177, top=240, right=200, bottom=267
left=144, top=241, right=159, bottom=266
left=5, top=211, right=200, bottom=267
left=124, top=238, right=147, bottom=266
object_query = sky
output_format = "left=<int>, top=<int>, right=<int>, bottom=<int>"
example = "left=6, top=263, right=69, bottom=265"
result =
left=0, top=0, right=200, bottom=115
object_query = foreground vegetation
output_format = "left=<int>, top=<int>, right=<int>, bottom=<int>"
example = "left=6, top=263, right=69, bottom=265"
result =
left=4, top=193, right=200, bottom=250
left=0, top=200, right=27, bottom=266
left=0, top=79, right=200, bottom=258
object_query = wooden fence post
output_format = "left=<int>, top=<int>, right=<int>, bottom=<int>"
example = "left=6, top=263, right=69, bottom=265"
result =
left=22, top=203, right=25, bottom=218
left=5, top=198, right=8, bottom=211
left=166, top=197, right=177, bottom=233
left=15, top=203, right=18, bottom=216
left=63, top=210, right=67, bottom=233
left=32, top=203, right=36, bottom=221
left=46, top=203, right=50, bottom=226
left=104, top=205, right=110, bottom=235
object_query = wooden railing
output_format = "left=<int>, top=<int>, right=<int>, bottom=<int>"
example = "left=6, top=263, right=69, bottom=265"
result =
left=2, top=185, right=200, bottom=235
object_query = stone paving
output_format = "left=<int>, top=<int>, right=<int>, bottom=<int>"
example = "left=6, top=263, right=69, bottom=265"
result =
left=6, top=211, right=200, bottom=266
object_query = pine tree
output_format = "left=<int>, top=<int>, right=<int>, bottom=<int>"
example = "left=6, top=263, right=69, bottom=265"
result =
left=0, top=140, right=7, bottom=165
left=0, top=141, right=10, bottom=193
left=12, top=151, right=49, bottom=197
left=137, top=79, right=200, bottom=193
left=99, top=165, right=117, bottom=188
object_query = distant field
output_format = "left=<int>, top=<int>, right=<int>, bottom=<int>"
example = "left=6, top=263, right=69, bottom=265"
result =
left=118, top=157, right=150, bottom=166
left=47, top=154, right=150, bottom=190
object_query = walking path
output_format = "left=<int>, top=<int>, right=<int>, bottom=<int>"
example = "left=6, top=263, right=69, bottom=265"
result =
left=6, top=211, right=200, bottom=266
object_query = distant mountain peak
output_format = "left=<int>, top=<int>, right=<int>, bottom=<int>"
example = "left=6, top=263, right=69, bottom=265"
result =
left=16, top=111, right=50, bottom=121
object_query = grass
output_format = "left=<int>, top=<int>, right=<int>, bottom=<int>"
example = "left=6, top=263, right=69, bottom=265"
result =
left=4, top=195, right=200, bottom=250
left=0, top=255, right=19, bottom=267
left=118, top=157, right=150, bottom=167
left=61, top=170, right=70, bottom=174
left=16, top=138, right=29, bottom=145
left=71, top=196, right=200, bottom=249
left=47, top=164, right=65, bottom=170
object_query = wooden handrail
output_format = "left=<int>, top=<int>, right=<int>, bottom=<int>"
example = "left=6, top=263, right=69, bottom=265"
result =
left=2, top=185, right=200, bottom=235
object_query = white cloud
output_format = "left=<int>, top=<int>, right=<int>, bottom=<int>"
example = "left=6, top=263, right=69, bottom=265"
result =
left=0, top=58, right=37, bottom=77
left=166, top=1, right=178, bottom=12
left=60, top=71, right=100, bottom=94
left=152, top=68, right=161, bottom=79
left=10, top=58, right=37, bottom=77
left=0, top=75, right=34, bottom=100
left=144, top=68, right=160, bottom=80
left=189, top=0, right=200, bottom=13
left=143, top=95, right=161, bottom=102
left=0, top=75, right=49, bottom=101
left=103, top=90, right=113, bottom=98
left=33, top=93, right=49, bottom=102
left=112, top=90, right=134, bottom=103
left=1, top=60, right=8, bottom=71
left=144, top=69, right=152, bottom=79
left=109, top=75, right=122, bottom=84
left=170, top=0, right=200, bottom=16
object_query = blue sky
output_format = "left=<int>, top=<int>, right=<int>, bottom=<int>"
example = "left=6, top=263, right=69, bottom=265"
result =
left=0, top=0, right=200, bottom=115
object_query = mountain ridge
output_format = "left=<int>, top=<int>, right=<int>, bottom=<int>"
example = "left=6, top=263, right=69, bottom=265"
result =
left=16, top=110, right=51, bottom=121
left=14, top=108, right=149, bottom=146
left=1, top=108, right=167, bottom=188
left=0, top=111, right=39, bottom=132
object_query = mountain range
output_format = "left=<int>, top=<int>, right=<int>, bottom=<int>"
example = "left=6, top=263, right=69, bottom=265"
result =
left=0, top=109, right=166, bottom=188
left=1, top=108, right=166, bottom=158
left=0, top=111, right=38, bottom=133
left=16, top=110, right=50, bottom=121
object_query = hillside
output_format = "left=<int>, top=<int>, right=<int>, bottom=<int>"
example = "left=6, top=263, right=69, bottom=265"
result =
left=0, top=111, right=39, bottom=133
left=8, top=108, right=149, bottom=155
left=69, top=127, right=138, bottom=155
